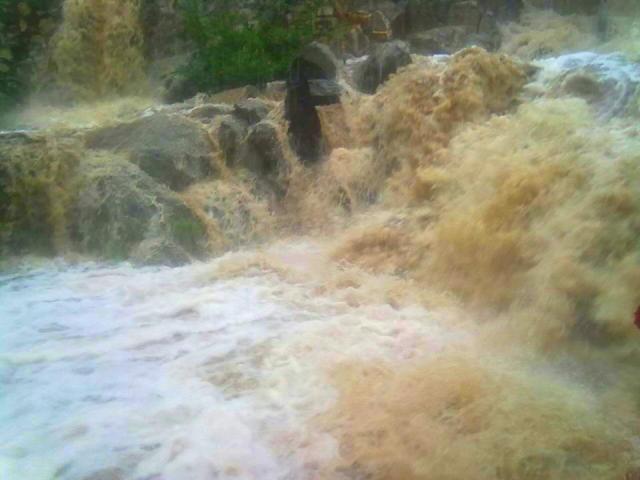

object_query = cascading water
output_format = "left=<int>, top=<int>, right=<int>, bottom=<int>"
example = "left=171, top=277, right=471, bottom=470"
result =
left=47, top=0, right=147, bottom=100
left=2, top=3, right=640, bottom=480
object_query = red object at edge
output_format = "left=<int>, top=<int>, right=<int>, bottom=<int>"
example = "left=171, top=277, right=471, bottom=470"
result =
left=635, top=306, right=640, bottom=330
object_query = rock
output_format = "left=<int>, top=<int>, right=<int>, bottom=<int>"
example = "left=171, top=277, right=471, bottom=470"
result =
left=298, top=41, right=340, bottom=80
left=163, top=71, right=199, bottom=104
left=85, top=113, right=216, bottom=191
left=233, top=98, right=271, bottom=125
left=448, top=1, right=482, bottom=29
left=70, top=154, right=207, bottom=264
left=187, top=103, right=234, bottom=122
left=240, top=120, right=286, bottom=178
left=369, top=10, right=393, bottom=41
left=265, top=81, right=287, bottom=100
left=309, top=79, right=343, bottom=104
left=478, top=0, right=524, bottom=21
left=217, top=115, right=248, bottom=167
left=353, top=40, right=412, bottom=94
left=343, top=26, right=370, bottom=57
left=406, top=0, right=448, bottom=33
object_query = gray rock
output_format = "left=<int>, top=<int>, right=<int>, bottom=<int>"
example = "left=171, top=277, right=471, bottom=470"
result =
left=85, top=113, right=216, bottom=191
left=233, top=98, right=271, bottom=125
left=217, top=115, right=248, bottom=167
left=353, top=40, right=412, bottom=94
left=70, top=154, right=207, bottom=264
left=163, top=71, right=199, bottom=104
left=240, top=120, right=285, bottom=177
left=299, top=41, right=340, bottom=80
left=309, top=79, right=343, bottom=104
left=187, top=103, right=234, bottom=121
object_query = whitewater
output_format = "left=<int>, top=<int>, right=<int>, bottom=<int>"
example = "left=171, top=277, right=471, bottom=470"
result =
left=0, top=241, right=468, bottom=479
left=3, top=3, right=640, bottom=479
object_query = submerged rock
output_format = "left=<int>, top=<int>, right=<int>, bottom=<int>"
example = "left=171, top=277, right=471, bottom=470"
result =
left=353, top=40, right=412, bottom=94
left=85, top=113, right=216, bottom=191
left=70, top=154, right=207, bottom=264
left=532, top=52, right=640, bottom=119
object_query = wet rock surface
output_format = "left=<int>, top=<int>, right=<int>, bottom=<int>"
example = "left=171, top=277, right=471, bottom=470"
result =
left=217, top=114, right=248, bottom=168
left=70, top=154, right=207, bottom=264
left=85, top=113, right=216, bottom=191
left=353, top=40, right=412, bottom=94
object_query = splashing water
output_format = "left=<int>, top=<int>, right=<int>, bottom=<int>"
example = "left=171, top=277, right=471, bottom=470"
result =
left=0, top=243, right=468, bottom=480
left=3, top=3, right=640, bottom=479
left=47, top=0, right=147, bottom=101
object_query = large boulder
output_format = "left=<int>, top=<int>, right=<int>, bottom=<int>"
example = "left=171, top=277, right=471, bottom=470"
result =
left=85, top=113, right=216, bottom=191
left=353, top=40, right=412, bottom=94
left=240, top=120, right=286, bottom=177
left=70, top=153, right=208, bottom=264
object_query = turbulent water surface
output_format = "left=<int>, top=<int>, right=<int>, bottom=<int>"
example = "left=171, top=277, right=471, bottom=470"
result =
left=0, top=243, right=464, bottom=480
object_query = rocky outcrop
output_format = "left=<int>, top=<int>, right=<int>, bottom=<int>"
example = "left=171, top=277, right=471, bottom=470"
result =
left=0, top=131, right=209, bottom=265
left=353, top=40, right=412, bottom=94
left=70, top=154, right=207, bottom=264
left=85, top=113, right=216, bottom=191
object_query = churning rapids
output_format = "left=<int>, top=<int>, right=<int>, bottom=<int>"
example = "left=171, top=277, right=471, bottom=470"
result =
left=0, top=242, right=466, bottom=480
left=4, top=4, right=640, bottom=480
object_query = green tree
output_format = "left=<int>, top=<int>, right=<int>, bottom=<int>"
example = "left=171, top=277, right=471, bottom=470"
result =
left=177, top=0, right=338, bottom=93
left=0, top=0, right=59, bottom=113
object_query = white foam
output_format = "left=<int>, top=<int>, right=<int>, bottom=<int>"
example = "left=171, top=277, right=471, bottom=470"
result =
left=0, top=247, right=461, bottom=480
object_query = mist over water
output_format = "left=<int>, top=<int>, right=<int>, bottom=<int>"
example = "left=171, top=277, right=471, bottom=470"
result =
left=2, top=1, right=640, bottom=479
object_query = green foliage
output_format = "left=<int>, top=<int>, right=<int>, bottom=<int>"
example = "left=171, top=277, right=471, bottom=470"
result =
left=177, top=0, right=338, bottom=93
left=0, top=0, right=59, bottom=113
